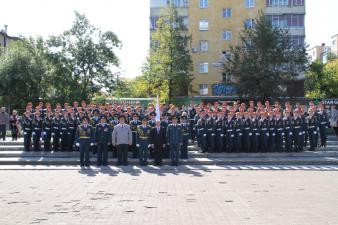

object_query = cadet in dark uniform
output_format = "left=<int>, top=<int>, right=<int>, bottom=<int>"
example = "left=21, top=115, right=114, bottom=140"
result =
left=167, top=116, right=182, bottom=166
left=215, top=111, right=225, bottom=152
left=180, top=116, right=189, bottom=159
left=22, top=111, right=33, bottom=151
left=250, top=112, right=260, bottom=152
left=242, top=112, right=252, bottom=152
left=283, top=111, right=293, bottom=152
left=68, top=111, right=77, bottom=151
left=161, top=113, right=171, bottom=158
left=196, top=111, right=207, bottom=153
left=259, top=112, right=269, bottom=152
left=60, top=111, right=70, bottom=151
left=148, top=112, right=157, bottom=127
left=90, top=110, right=100, bottom=154
left=43, top=111, right=53, bottom=151
left=268, top=111, right=276, bottom=152
left=75, top=116, right=95, bottom=167
left=32, top=111, right=43, bottom=151
left=206, top=111, right=216, bottom=152
left=225, top=112, right=236, bottom=152
left=234, top=112, right=243, bottom=152
left=307, top=109, right=319, bottom=151
left=293, top=111, right=304, bottom=152
left=52, top=111, right=61, bottom=151
left=137, top=117, right=151, bottom=166
left=274, top=111, right=284, bottom=152
left=130, top=113, right=141, bottom=158
left=188, top=105, right=197, bottom=142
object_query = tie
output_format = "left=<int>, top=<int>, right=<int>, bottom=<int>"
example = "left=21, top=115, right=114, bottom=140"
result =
left=157, top=127, right=160, bottom=134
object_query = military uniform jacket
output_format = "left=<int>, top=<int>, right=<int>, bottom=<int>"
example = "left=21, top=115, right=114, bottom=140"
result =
left=318, top=111, right=329, bottom=128
left=180, top=123, right=190, bottom=136
left=21, top=116, right=33, bottom=133
left=76, top=124, right=94, bottom=142
left=137, top=125, right=151, bottom=143
left=43, top=116, right=53, bottom=132
left=166, top=124, right=183, bottom=145
left=33, top=117, right=43, bottom=132
left=130, top=120, right=141, bottom=132
left=95, top=123, right=112, bottom=144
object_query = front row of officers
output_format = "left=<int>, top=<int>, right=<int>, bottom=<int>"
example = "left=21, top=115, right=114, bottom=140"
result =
left=20, top=108, right=330, bottom=166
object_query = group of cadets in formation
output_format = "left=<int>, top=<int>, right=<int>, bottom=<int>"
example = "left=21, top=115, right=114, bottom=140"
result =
left=20, top=100, right=330, bottom=166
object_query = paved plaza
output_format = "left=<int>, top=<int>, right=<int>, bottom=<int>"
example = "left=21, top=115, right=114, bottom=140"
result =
left=0, top=166, right=338, bottom=225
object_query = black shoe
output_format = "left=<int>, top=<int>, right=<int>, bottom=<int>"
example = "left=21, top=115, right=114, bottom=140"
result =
left=85, top=164, right=90, bottom=167
left=80, top=164, right=85, bottom=167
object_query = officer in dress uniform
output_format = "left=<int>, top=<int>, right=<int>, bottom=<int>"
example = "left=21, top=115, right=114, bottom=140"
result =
left=180, top=116, right=189, bottom=159
left=317, top=104, right=330, bottom=147
left=130, top=113, right=141, bottom=158
left=161, top=113, right=171, bottom=158
left=95, top=116, right=112, bottom=166
left=90, top=110, right=100, bottom=154
left=166, top=116, right=183, bottom=166
left=137, top=117, right=152, bottom=166
left=242, top=112, right=252, bottom=152
left=43, top=111, right=53, bottom=151
left=293, top=111, right=304, bottom=152
left=307, top=109, right=319, bottom=151
left=32, top=111, right=43, bottom=151
left=75, top=116, right=95, bottom=167
left=22, top=111, right=33, bottom=151
left=52, top=110, right=61, bottom=151
left=274, top=111, right=284, bottom=152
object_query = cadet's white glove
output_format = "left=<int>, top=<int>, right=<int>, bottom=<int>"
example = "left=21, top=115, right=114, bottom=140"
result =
left=90, top=143, right=94, bottom=146
left=148, top=144, right=152, bottom=148
left=76, top=143, right=80, bottom=147
left=32, top=132, right=36, bottom=135
left=136, top=144, right=140, bottom=147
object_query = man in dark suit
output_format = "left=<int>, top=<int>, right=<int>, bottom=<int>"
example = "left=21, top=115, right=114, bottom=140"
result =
left=150, top=120, right=166, bottom=166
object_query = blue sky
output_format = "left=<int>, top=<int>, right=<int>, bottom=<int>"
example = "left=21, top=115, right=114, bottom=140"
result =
left=0, top=0, right=337, bottom=78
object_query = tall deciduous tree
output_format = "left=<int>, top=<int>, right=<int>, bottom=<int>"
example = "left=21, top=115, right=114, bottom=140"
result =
left=0, top=38, right=48, bottom=111
left=305, top=60, right=338, bottom=98
left=143, top=5, right=193, bottom=103
left=46, top=11, right=121, bottom=102
left=223, top=12, right=308, bottom=99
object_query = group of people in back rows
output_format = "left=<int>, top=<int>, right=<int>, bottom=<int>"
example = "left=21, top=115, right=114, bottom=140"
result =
left=1, top=99, right=336, bottom=167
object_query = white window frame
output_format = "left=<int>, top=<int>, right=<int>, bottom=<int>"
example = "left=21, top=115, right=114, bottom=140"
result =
left=199, top=62, right=209, bottom=73
left=199, top=40, right=209, bottom=52
left=245, top=0, right=255, bottom=8
left=222, top=30, right=232, bottom=41
left=244, top=19, right=254, bottom=29
left=223, top=8, right=232, bottom=18
left=199, top=0, right=208, bottom=8
left=199, top=84, right=209, bottom=95
left=199, top=20, right=209, bottom=31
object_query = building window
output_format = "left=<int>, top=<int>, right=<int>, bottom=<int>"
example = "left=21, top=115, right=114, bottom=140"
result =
left=200, top=40, right=209, bottom=52
left=199, top=20, right=209, bottom=31
left=222, top=30, right=232, bottom=40
left=266, top=0, right=289, bottom=7
left=244, top=19, right=254, bottom=29
left=292, top=0, right=304, bottom=6
left=199, top=62, right=209, bottom=73
left=245, top=0, right=255, bottom=8
left=199, top=84, right=208, bottom=95
left=222, top=73, right=232, bottom=83
left=182, top=16, right=188, bottom=28
left=290, top=35, right=305, bottom=46
left=150, top=16, right=159, bottom=30
left=223, top=8, right=232, bottom=18
left=199, top=0, right=208, bottom=8
left=169, top=0, right=189, bottom=7
left=267, top=14, right=304, bottom=28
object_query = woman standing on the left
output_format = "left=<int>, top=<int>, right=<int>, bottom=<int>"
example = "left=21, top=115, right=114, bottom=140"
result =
left=10, top=110, right=19, bottom=141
